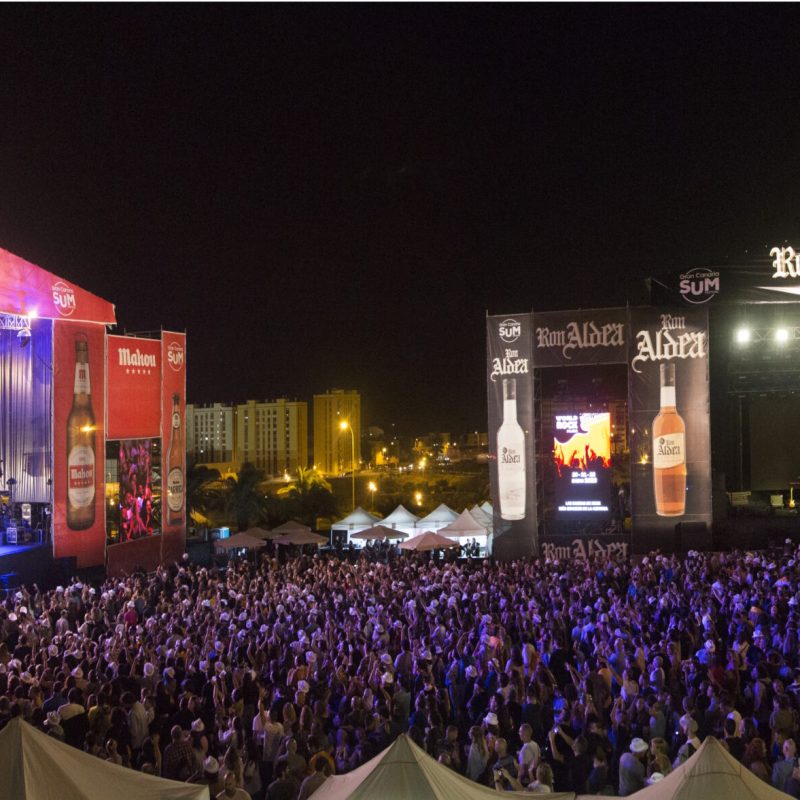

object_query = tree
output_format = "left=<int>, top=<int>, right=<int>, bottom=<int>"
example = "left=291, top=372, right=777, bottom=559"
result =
left=224, top=462, right=268, bottom=531
left=186, top=462, right=223, bottom=525
left=277, top=467, right=338, bottom=527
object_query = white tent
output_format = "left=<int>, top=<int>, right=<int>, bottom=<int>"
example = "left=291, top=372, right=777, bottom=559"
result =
left=480, top=501, right=493, bottom=516
left=330, top=506, right=381, bottom=546
left=627, top=735, right=791, bottom=800
left=469, top=504, right=493, bottom=529
left=380, top=504, right=420, bottom=536
left=415, top=503, right=458, bottom=532
left=311, top=732, right=575, bottom=800
left=0, top=717, right=208, bottom=800
left=439, top=509, right=490, bottom=554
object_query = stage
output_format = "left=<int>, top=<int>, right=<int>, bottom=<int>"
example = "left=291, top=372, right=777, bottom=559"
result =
left=0, top=542, right=65, bottom=590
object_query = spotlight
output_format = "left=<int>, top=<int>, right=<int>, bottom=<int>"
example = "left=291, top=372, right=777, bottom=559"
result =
left=17, top=327, right=31, bottom=348
left=735, top=327, right=751, bottom=344
left=775, top=328, right=790, bottom=344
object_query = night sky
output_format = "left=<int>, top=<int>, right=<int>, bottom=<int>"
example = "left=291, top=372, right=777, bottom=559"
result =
left=2, top=6, right=800, bottom=434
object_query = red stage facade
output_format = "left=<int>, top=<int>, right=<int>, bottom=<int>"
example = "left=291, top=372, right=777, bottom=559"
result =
left=0, top=247, right=186, bottom=573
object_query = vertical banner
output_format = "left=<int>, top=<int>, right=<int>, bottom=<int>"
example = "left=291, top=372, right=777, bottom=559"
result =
left=486, top=313, right=537, bottom=558
left=628, top=307, right=712, bottom=547
left=53, top=320, right=106, bottom=567
left=106, top=335, right=162, bottom=439
left=161, top=331, right=186, bottom=562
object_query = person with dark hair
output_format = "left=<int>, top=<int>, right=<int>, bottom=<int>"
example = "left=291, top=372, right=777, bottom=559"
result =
left=298, top=753, right=332, bottom=800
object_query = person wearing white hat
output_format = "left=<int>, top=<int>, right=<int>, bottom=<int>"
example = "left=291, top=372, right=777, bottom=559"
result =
left=619, top=738, right=648, bottom=796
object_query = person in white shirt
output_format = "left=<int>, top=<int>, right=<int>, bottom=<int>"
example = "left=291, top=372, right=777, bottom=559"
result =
left=518, top=723, right=541, bottom=784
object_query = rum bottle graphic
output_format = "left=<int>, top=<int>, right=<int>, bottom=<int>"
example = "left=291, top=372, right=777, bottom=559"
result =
left=652, top=362, right=686, bottom=516
left=497, top=377, right=526, bottom=520
left=66, top=338, right=96, bottom=530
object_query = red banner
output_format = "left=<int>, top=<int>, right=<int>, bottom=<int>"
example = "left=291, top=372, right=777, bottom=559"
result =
left=53, top=320, right=106, bottom=567
left=0, top=247, right=116, bottom=324
left=107, top=335, right=162, bottom=439
left=161, top=331, right=186, bottom=562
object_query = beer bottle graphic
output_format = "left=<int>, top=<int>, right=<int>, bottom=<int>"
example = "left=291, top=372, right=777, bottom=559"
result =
left=66, top=337, right=96, bottom=530
left=166, top=393, right=184, bottom=524
left=652, top=362, right=687, bottom=516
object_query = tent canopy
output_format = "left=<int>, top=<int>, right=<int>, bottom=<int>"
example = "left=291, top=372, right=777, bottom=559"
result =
left=439, top=509, right=488, bottom=538
left=275, top=529, right=328, bottom=546
left=0, top=717, right=207, bottom=800
left=381, top=504, right=420, bottom=525
left=269, top=520, right=311, bottom=535
left=351, top=525, right=408, bottom=541
left=331, top=507, right=381, bottom=530
left=399, top=531, right=460, bottom=551
left=415, top=503, right=459, bottom=530
left=215, top=531, right=266, bottom=550
left=311, top=733, right=575, bottom=800
left=240, top=525, right=279, bottom=540
left=628, top=735, right=792, bottom=800
left=469, top=504, right=493, bottom=528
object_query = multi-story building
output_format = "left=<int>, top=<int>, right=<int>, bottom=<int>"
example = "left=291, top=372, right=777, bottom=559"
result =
left=313, top=389, right=361, bottom=475
left=235, top=399, right=308, bottom=476
left=186, top=403, right=235, bottom=464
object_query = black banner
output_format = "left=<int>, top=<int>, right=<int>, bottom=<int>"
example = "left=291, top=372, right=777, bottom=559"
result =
left=650, top=248, right=800, bottom=306
left=628, top=307, right=712, bottom=544
left=533, top=308, right=627, bottom=367
left=486, top=313, right=537, bottom=558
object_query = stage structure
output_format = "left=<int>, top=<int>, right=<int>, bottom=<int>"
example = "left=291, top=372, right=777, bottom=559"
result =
left=0, top=247, right=186, bottom=577
left=487, top=246, right=800, bottom=559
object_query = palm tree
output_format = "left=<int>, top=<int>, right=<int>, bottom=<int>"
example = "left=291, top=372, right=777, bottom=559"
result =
left=186, top=462, right=223, bottom=526
left=224, top=462, right=268, bottom=531
left=277, top=467, right=338, bottom=527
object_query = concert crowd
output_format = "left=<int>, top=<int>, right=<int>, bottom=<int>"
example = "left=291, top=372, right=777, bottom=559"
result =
left=3, top=543, right=800, bottom=798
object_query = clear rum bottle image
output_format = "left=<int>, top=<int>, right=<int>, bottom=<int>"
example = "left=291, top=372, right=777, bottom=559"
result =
left=66, top=338, right=96, bottom=530
left=652, top=362, right=686, bottom=516
left=497, top=377, right=526, bottom=520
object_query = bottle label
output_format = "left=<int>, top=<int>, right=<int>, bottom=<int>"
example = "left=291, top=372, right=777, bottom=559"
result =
left=74, top=364, right=90, bottom=395
left=500, top=446, right=523, bottom=466
left=653, top=433, right=685, bottom=469
left=167, top=467, right=184, bottom=512
left=172, top=411, right=180, bottom=429
left=68, top=445, right=95, bottom=507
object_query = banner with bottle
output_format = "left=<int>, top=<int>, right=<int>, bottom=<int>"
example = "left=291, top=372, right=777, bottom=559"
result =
left=533, top=308, right=627, bottom=367
left=52, top=319, right=106, bottom=567
left=106, top=335, right=162, bottom=439
left=486, top=313, right=537, bottom=558
left=160, top=330, right=186, bottom=562
left=627, top=307, right=712, bottom=544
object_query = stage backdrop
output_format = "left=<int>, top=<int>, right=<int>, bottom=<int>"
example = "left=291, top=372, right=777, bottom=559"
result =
left=161, top=331, right=186, bottom=562
left=628, top=307, right=712, bottom=548
left=486, top=313, right=537, bottom=558
left=53, top=319, right=106, bottom=567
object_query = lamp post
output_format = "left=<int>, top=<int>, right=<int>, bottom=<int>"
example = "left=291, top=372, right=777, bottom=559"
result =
left=368, top=481, right=377, bottom=510
left=339, top=420, right=356, bottom=511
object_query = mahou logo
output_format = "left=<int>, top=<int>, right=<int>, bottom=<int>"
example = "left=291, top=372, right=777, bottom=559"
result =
left=167, top=341, right=185, bottom=372
left=51, top=281, right=76, bottom=316
left=498, top=319, right=521, bottom=343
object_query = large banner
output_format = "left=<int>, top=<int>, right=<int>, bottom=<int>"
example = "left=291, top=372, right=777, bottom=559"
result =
left=533, top=308, right=627, bottom=367
left=627, top=308, right=712, bottom=543
left=107, top=335, right=162, bottom=439
left=486, top=314, right=537, bottom=558
left=53, top=320, right=106, bottom=567
left=160, top=331, right=186, bottom=562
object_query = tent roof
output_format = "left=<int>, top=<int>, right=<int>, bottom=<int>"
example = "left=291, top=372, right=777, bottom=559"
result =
left=0, top=246, right=116, bottom=325
left=275, top=529, right=328, bottom=546
left=439, top=509, right=488, bottom=537
left=627, top=736, right=793, bottom=800
left=312, top=733, right=575, bottom=800
left=469, top=505, right=493, bottom=527
left=416, top=503, right=458, bottom=525
left=332, top=507, right=381, bottom=528
left=480, top=501, right=493, bottom=515
left=398, top=531, right=460, bottom=551
left=351, top=525, right=408, bottom=541
left=241, top=525, right=280, bottom=540
left=381, top=504, right=420, bottom=524
left=0, top=717, right=207, bottom=800
left=269, top=520, right=311, bottom=534
left=215, top=531, right=266, bottom=549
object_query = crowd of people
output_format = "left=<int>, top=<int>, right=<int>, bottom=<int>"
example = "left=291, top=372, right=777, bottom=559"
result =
left=3, top=541, right=800, bottom=798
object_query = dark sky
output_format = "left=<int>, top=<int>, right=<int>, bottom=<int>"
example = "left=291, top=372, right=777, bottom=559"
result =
left=2, top=5, right=800, bottom=434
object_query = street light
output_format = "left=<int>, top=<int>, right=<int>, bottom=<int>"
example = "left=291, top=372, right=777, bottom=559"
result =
left=414, top=490, right=423, bottom=507
left=368, top=480, right=377, bottom=510
left=339, top=419, right=356, bottom=511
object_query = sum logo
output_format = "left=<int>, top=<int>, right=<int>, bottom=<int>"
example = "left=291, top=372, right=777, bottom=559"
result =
left=679, top=268, right=720, bottom=304
left=51, top=281, right=76, bottom=316
left=498, top=319, right=521, bottom=344
left=167, top=341, right=185, bottom=371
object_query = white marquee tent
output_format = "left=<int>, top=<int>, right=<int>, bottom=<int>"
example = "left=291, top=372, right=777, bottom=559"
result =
left=439, top=509, right=491, bottom=554
left=330, top=506, right=381, bottom=546
left=380, top=504, right=420, bottom=536
left=0, top=718, right=209, bottom=800
left=415, top=503, right=459, bottom=532
left=310, top=732, right=575, bottom=800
